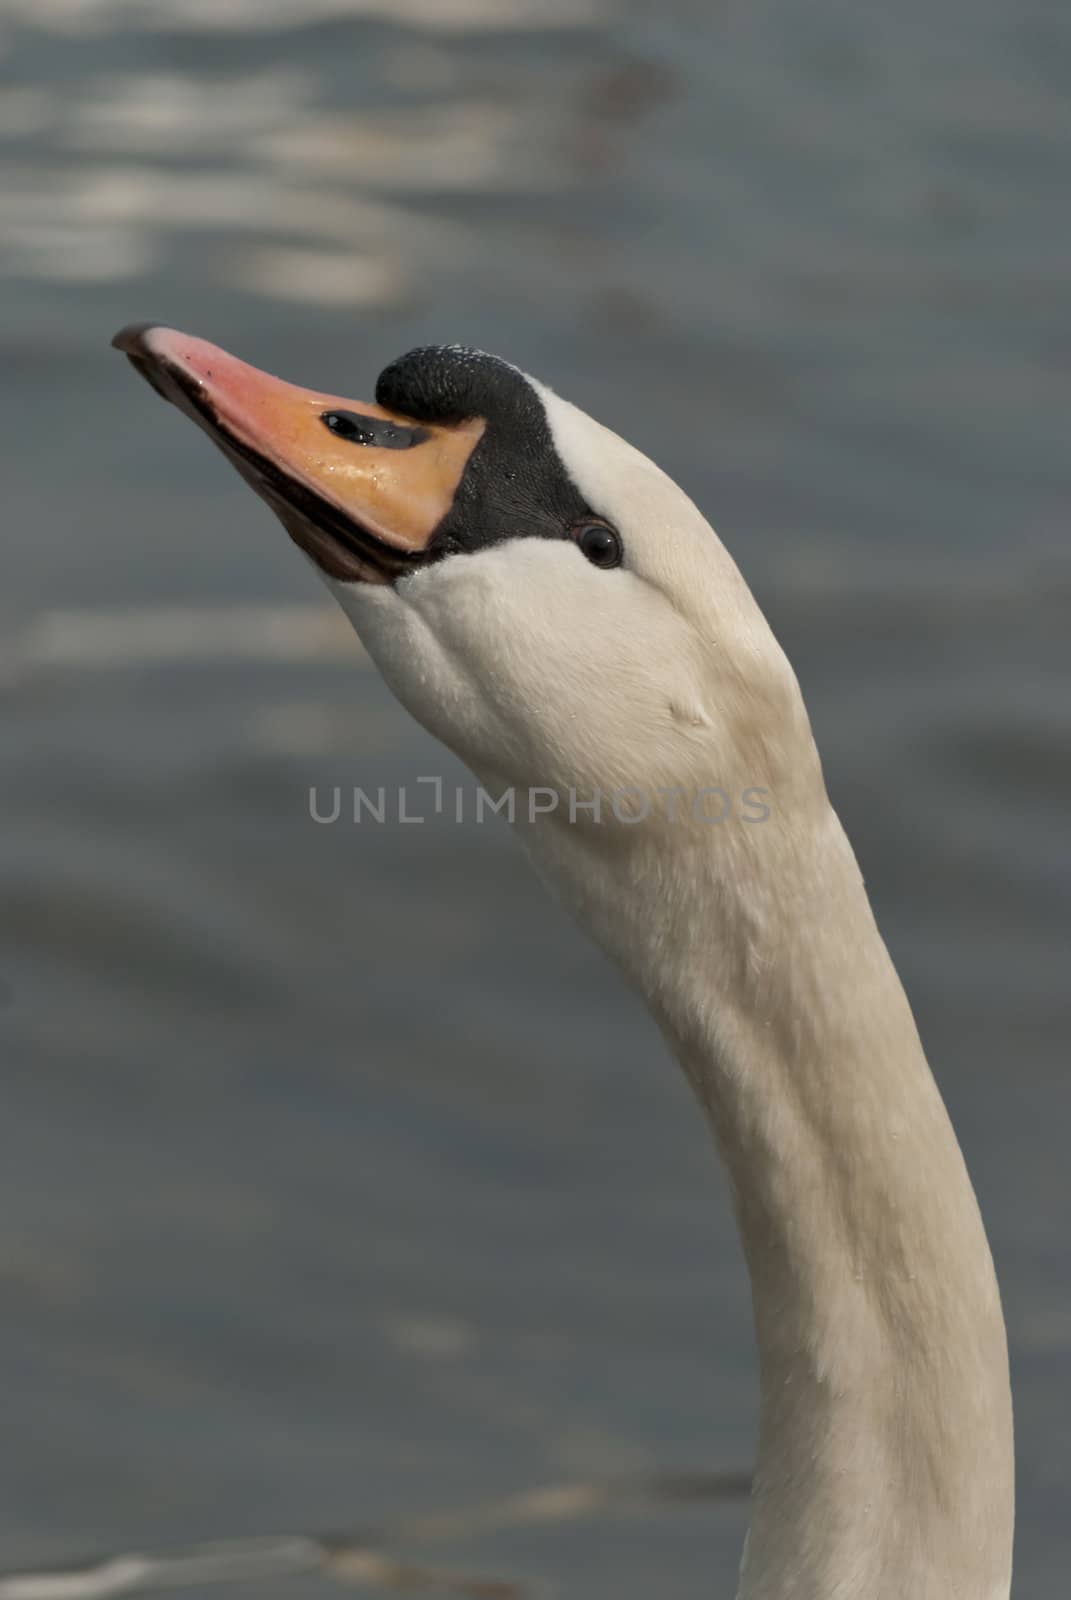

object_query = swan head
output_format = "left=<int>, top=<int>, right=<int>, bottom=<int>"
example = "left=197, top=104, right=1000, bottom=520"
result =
left=113, top=327, right=820, bottom=841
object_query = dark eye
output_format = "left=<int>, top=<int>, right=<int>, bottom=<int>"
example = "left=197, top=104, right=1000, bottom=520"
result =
left=574, top=521, right=623, bottom=570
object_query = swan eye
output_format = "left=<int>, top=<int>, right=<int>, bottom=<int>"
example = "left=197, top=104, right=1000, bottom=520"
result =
left=574, top=521, right=623, bottom=570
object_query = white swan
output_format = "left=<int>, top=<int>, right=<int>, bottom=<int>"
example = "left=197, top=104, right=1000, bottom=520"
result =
left=113, top=325, right=1015, bottom=1600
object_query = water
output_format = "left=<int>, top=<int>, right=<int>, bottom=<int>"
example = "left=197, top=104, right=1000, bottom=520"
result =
left=1, top=2, right=1069, bottom=1594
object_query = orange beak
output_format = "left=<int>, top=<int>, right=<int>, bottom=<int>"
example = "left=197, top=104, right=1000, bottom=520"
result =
left=112, top=324, right=485, bottom=584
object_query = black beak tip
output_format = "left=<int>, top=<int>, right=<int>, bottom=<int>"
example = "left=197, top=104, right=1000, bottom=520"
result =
left=111, top=321, right=165, bottom=356
left=112, top=324, right=176, bottom=401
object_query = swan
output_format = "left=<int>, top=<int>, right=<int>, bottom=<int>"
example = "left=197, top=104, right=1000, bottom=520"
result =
left=113, top=324, right=1015, bottom=1600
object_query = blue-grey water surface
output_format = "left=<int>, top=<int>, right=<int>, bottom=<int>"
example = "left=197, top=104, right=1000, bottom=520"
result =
left=1, top=1, right=1069, bottom=1594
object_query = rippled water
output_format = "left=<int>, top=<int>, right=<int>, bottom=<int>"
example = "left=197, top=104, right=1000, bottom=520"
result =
left=2, top=1, right=1069, bottom=1595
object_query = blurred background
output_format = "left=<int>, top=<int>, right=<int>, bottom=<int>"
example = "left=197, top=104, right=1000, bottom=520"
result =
left=1, top=0, right=1069, bottom=1595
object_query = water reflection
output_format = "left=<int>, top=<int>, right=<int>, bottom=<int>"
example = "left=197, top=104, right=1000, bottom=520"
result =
left=0, top=1, right=614, bottom=300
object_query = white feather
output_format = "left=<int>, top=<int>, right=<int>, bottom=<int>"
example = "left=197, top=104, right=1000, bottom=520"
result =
left=329, top=373, right=1014, bottom=1600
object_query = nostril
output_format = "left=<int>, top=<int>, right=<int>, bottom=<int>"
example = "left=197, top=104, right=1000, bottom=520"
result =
left=321, top=410, right=430, bottom=450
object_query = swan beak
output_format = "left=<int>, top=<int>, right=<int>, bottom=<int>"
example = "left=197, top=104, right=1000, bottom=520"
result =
left=112, top=323, right=485, bottom=584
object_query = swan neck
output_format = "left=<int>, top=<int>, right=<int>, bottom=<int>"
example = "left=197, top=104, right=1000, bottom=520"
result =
left=612, top=808, right=1013, bottom=1600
